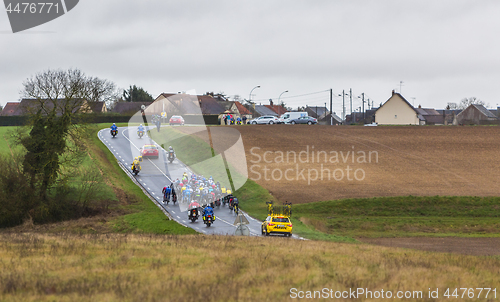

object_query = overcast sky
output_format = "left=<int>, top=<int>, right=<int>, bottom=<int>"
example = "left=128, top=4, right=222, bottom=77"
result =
left=2, top=0, right=500, bottom=114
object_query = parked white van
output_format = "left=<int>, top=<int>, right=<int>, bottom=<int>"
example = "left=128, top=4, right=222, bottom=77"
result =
left=279, top=112, right=308, bottom=124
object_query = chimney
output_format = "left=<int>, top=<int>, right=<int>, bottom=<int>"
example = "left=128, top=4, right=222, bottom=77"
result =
left=269, top=99, right=273, bottom=106
left=392, top=90, right=395, bottom=95
left=418, top=104, right=421, bottom=108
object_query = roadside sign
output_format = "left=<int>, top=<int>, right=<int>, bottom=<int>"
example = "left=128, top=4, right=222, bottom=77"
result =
left=235, top=225, right=250, bottom=236
left=233, top=213, right=249, bottom=226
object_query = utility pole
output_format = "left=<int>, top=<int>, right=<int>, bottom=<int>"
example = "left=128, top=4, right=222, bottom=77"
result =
left=361, top=93, right=365, bottom=122
left=340, top=90, right=345, bottom=124
left=350, top=88, right=352, bottom=125
left=329, top=89, right=333, bottom=126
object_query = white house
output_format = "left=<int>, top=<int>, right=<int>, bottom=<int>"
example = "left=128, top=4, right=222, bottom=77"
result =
left=375, top=91, right=420, bottom=125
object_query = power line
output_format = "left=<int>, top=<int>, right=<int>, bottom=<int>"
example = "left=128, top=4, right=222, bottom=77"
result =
left=252, top=89, right=330, bottom=103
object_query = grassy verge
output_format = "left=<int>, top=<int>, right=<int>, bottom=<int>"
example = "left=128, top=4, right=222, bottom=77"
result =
left=1, top=233, right=499, bottom=301
left=293, top=195, right=500, bottom=238
left=0, top=124, right=195, bottom=235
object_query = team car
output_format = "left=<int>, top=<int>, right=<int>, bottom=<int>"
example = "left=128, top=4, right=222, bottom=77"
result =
left=262, top=215, right=293, bottom=237
left=140, top=144, right=159, bottom=159
left=262, top=202, right=293, bottom=237
left=169, top=115, right=185, bottom=126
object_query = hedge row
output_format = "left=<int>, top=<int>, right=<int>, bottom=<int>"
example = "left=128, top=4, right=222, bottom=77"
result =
left=0, top=114, right=220, bottom=126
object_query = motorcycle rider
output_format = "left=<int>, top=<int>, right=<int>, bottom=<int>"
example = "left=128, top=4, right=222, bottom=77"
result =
left=110, top=123, right=118, bottom=135
left=131, top=156, right=141, bottom=174
left=162, top=185, right=171, bottom=203
left=137, top=124, right=145, bottom=137
left=203, top=204, right=215, bottom=223
left=188, top=201, right=201, bottom=221
left=168, top=146, right=175, bottom=161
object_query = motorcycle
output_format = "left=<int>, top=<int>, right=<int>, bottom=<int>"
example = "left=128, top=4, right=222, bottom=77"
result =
left=188, top=207, right=199, bottom=222
left=168, top=150, right=175, bottom=163
left=234, top=203, right=239, bottom=215
left=111, top=129, right=118, bottom=138
left=131, top=163, right=141, bottom=175
left=137, top=130, right=144, bottom=138
left=203, top=213, right=214, bottom=227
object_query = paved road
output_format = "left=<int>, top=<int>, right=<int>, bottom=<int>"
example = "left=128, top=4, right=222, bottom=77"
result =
left=98, top=126, right=264, bottom=236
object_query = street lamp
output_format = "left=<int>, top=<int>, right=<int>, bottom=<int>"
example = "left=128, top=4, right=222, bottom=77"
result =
left=249, top=85, right=261, bottom=103
left=338, top=90, right=349, bottom=123
left=278, top=90, right=288, bottom=106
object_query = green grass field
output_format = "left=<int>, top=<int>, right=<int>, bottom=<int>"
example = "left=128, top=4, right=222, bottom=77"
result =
left=292, top=195, right=500, bottom=238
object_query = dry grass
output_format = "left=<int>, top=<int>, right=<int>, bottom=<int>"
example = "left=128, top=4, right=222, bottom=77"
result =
left=0, top=233, right=499, bottom=301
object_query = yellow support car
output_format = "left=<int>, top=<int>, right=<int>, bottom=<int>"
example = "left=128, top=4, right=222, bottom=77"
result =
left=262, top=215, right=293, bottom=237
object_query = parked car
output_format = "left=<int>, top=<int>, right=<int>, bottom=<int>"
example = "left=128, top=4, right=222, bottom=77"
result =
left=169, top=115, right=185, bottom=126
left=279, top=112, right=308, bottom=124
left=289, top=116, right=318, bottom=125
left=140, top=144, right=159, bottom=159
left=249, top=116, right=280, bottom=125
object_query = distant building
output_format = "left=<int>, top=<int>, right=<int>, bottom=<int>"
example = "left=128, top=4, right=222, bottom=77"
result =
left=0, top=102, right=20, bottom=116
left=436, top=109, right=461, bottom=125
left=414, top=108, right=444, bottom=125
left=456, top=104, right=499, bottom=125
left=112, top=102, right=153, bottom=115
left=375, top=91, right=420, bottom=125
left=254, top=105, right=278, bottom=117
left=305, top=106, right=328, bottom=119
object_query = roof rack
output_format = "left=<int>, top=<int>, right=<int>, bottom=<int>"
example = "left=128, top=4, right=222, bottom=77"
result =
left=266, top=201, right=292, bottom=217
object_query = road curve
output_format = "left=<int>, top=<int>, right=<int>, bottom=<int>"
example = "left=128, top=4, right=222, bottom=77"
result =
left=98, top=126, right=265, bottom=236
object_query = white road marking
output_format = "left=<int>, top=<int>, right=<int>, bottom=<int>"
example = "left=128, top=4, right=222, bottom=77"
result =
left=176, top=215, right=180, bottom=219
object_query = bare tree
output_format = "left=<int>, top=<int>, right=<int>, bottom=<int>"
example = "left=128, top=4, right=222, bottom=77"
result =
left=22, top=68, right=119, bottom=114
left=446, top=102, right=459, bottom=110
left=19, top=68, right=116, bottom=200
left=459, top=97, right=487, bottom=109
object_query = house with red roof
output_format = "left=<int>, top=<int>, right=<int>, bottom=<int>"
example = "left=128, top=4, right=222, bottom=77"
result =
left=0, top=102, right=20, bottom=116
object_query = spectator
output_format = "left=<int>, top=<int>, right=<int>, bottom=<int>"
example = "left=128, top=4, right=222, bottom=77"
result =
left=242, top=116, right=247, bottom=124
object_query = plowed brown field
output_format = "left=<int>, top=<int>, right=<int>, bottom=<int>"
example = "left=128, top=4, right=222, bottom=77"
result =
left=234, top=125, right=500, bottom=204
